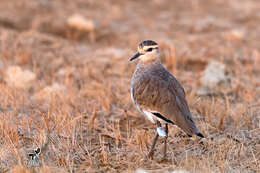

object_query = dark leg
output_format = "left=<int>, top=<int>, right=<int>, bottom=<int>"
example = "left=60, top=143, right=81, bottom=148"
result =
left=147, top=121, right=161, bottom=158
left=163, top=123, right=168, bottom=159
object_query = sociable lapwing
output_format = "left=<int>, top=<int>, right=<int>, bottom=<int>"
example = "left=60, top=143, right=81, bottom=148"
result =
left=130, top=40, right=204, bottom=158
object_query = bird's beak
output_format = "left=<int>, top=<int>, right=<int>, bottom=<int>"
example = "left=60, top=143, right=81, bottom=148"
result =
left=130, top=52, right=141, bottom=61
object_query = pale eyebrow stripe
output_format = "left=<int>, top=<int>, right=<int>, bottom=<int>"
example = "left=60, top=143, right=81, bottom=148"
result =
left=143, top=45, right=158, bottom=50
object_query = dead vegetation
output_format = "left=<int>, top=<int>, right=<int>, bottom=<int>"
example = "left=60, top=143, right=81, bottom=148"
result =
left=0, top=0, right=259, bottom=172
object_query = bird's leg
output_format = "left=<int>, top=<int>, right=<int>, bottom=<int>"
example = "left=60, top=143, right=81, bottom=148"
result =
left=163, top=123, right=168, bottom=159
left=147, top=121, right=161, bottom=158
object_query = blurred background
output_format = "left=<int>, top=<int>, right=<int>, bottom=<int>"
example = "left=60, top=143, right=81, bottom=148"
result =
left=0, top=0, right=259, bottom=172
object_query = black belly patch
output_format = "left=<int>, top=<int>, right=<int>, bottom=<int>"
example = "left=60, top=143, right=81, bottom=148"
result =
left=152, top=112, right=175, bottom=125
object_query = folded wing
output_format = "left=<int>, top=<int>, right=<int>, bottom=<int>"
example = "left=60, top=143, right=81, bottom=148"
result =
left=132, top=65, right=199, bottom=136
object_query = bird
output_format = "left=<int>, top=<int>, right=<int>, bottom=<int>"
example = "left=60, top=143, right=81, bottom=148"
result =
left=130, top=40, right=204, bottom=159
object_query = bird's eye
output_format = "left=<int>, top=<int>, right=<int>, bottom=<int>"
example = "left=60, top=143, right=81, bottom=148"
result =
left=147, top=48, right=153, bottom=52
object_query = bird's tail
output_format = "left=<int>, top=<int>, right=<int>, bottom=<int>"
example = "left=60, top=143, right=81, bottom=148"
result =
left=196, top=132, right=204, bottom=138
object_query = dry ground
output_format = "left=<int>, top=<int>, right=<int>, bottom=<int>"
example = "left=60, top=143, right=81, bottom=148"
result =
left=0, top=0, right=259, bottom=172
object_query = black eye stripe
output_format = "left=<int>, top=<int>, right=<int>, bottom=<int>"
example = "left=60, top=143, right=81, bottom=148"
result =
left=147, top=48, right=153, bottom=52
left=146, top=47, right=158, bottom=52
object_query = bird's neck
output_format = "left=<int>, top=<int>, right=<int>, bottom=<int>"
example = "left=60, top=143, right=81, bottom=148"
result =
left=139, top=55, right=160, bottom=64
left=136, top=59, right=161, bottom=71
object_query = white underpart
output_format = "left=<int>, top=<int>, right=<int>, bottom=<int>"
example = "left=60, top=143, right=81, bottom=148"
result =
left=132, top=104, right=167, bottom=137
left=142, top=110, right=167, bottom=137
left=142, top=110, right=156, bottom=123
left=157, top=127, right=166, bottom=137
left=130, top=87, right=135, bottom=104
left=141, top=111, right=166, bottom=137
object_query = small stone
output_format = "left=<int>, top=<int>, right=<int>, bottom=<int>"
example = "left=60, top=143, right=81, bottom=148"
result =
left=196, top=86, right=215, bottom=96
left=136, top=169, right=148, bottom=173
left=57, top=68, right=66, bottom=76
left=57, top=67, right=75, bottom=76
left=5, top=66, right=36, bottom=89
left=171, top=170, right=191, bottom=173
left=43, top=83, right=65, bottom=93
left=225, top=29, right=244, bottom=40
left=200, top=61, right=227, bottom=88
left=33, top=83, right=66, bottom=101
left=67, top=14, right=95, bottom=32
left=96, top=48, right=124, bottom=58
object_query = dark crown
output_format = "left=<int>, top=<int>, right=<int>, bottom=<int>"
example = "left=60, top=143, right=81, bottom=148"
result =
left=139, top=40, right=158, bottom=48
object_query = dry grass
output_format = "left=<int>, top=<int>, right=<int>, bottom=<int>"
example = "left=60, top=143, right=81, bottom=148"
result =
left=0, top=0, right=259, bottom=172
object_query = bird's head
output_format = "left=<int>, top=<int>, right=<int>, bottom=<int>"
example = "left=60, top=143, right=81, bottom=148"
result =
left=130, top=40, right=159, bottom=63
